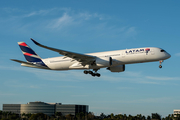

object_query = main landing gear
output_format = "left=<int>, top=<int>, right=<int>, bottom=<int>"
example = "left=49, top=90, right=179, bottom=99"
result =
left=84, top=69, right=101, bottom=77
left=159, top=60, right=163, bottom=68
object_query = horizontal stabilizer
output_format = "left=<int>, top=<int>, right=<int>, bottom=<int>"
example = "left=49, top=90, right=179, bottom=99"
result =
left=11, top=59, right=34, bottom=65
left=10, top=59, right=49, bottom=70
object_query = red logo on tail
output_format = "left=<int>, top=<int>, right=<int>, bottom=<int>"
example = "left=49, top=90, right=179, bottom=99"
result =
left=145, top=48, right=150, bottom=51
left=19, top=42, right=28, bottom=47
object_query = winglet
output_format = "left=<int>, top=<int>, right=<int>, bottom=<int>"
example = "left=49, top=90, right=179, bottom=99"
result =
left=30, top=38, right=41, bottom=45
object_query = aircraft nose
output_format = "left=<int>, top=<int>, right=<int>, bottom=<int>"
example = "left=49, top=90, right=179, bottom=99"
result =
left=166, top=52, right=171, bottom=59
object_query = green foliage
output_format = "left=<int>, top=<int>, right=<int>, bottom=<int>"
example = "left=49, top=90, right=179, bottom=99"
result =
left=152, top=113, right=161, bottom=120
left=55, top=112, right=62, bottom=117
left=100, top=113, right=106, bottom=119
left=29, top=113, right=48, bottom=120
left=87, top=112, right=95, bottom=120
left=0, top=111, right=2, bottom=115
left=147, top=116, right=151, bottom=120
left=1, top=118, right=9, bottom=120
left=0, top=111, right=179, bottom=120
left=76, top=112, right=86, bottom=120
left=65, top=114, right=74, bottom=120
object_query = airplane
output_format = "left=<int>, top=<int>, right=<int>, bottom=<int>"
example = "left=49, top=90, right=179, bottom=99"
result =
left=11, top=38, right=171, bottom=77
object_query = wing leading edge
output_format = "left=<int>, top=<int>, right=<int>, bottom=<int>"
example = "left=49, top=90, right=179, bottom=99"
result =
left=30, top=38, right=96, bottom=66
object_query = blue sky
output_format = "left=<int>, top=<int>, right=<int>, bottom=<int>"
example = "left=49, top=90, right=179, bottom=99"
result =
left=0, top=0, right=180, bottom=117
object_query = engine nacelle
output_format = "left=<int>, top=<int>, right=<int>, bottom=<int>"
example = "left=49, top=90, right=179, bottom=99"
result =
left=96, top=57, right=112, bottom=67
left=107, top=65, right=125, bottom=72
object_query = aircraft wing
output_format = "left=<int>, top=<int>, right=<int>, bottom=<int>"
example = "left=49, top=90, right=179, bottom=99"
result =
left=31, top=38, right=96, bottom=66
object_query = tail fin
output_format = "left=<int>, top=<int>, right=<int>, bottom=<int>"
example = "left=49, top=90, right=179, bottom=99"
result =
left=18, top=42, right=47, bottom=67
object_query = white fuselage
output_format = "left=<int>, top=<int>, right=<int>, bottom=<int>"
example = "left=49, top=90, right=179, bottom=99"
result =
left=40, top=47, right=171, bottom=71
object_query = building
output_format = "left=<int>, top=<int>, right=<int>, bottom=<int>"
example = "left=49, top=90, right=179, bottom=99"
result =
left=174, top=110, right=180, bottom=117
left=56, top=104, right=88, bottom=116
left=2, top=104, right=20, bottom=114
left=3, top=101, right=88, bottom=116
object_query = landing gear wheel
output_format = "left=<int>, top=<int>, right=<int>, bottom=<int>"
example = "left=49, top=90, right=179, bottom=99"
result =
left=91, top=73, right=95, bottom=77
left=89, top=71, right=93, bottom=74
left=84, top=70, right=101, bottom=77
left=96, top=73, right=101, bottom=77
left=84, top=70, right=88, bottom=74
left=159, top=65, right=162, bottom=68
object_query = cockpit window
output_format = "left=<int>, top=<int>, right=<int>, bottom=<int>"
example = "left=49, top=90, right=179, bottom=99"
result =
left=161, top=49, right=166, bottom=52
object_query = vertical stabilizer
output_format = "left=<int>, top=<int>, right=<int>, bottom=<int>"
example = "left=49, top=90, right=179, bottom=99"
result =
left=18, top=42, right=47, bottom=67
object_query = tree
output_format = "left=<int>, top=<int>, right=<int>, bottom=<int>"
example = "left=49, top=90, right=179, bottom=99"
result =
left=65, top=114, right=74, bottom=120
left=142, top=115, right=146, bottom=120
left=100, top=113, right=106, bottom=119
left=87, top=112, right=95, bottom=120
left=29, top=113, right=48, bottom=120
left=137, top=114, right=142, bottom=120
left=76, top=112, right=85, bottom=120
left=152, top=113, right=161, bottom=120
left=0, top=111, right=2, bottom=119
left=124, top=114, right=127, bottom=120
left=147, top=115, right=151, bottom=120
left=128, top=114, right=133, bottom=120
left=22, top=113, right=26, bottom=117
left=110, top=113, right=114, bottom=119
left=8, top=113, right=19, bottom=119
left=119, top=114, right=125, bottom=120
left=1, top=118, right=9, bottom=120
left=55, top=112, right=62, bottom=118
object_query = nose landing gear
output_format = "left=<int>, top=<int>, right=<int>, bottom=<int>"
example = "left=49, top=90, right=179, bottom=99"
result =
left=159, top=60, right=163, bottom=68
left=84, top=69, right=101, bottom=77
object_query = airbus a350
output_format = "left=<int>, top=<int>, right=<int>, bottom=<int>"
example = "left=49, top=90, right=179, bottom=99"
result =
left=11, top=38, right=171, bottom=77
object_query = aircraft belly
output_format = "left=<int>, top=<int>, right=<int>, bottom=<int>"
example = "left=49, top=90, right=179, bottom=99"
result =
left=46, top=62, right=72, bottom=70
left=69, top=62, right=89, bottom=69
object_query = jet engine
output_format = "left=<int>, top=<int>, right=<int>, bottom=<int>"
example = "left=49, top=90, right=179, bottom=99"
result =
left=96, top=57, right=112, bottom=67
left=107, top=65, right=125, bottom=72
